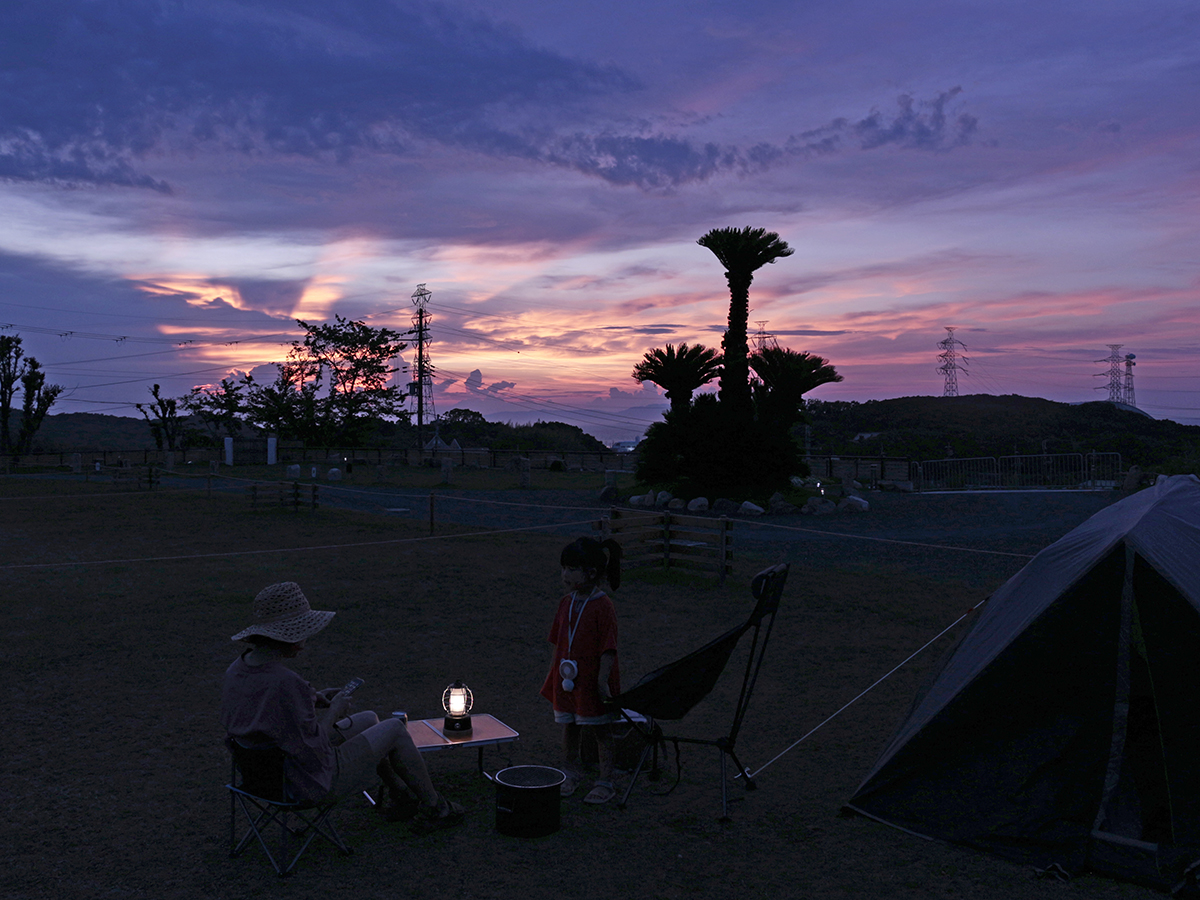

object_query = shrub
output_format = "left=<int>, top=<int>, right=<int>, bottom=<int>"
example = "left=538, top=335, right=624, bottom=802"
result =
left=636, top=394, right=807, bottom=499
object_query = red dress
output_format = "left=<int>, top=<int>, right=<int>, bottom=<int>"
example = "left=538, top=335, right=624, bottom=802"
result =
left=539, top=590, right=620, bottom=718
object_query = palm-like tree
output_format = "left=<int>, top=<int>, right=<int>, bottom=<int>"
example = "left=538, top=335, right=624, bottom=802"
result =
left=632, top=343, right=722, bottom=415
left=749, top=346, right=842, bottom=425
left=697, top=226, right=794, bottom=415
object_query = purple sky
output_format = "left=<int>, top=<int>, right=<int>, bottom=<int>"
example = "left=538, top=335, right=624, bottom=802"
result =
left=1, top=0, right=1197, bottom=442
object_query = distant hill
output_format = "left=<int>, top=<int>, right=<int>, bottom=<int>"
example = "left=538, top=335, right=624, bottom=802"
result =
left=805, top=395, right=1200, bottom=470
left=28, top=410, right=609, bottom=454
left=32, top=413, right=155, bottom=452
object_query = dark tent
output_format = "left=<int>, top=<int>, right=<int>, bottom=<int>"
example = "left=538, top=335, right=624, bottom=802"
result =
left=847, top=475, right=1200, bottom=892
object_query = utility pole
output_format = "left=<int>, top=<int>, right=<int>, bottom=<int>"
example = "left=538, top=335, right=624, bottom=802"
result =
left=937, top=327, right=968, bottom=397
left=1095, top=345, right=1123, bottom=404
left=409, top=284, right=435, bottom=450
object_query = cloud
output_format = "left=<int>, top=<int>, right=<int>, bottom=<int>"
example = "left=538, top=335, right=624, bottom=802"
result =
left=0, top=133, right=172, bottom=192
left=0, top=0, right=634, bottom=188
left=532, top=89, right=979, bottom=188
left=462, top=368, right=513, bottom=393
left=0, top=2, right=980, bottom=193
left=787, top=88, right=978, bottom=157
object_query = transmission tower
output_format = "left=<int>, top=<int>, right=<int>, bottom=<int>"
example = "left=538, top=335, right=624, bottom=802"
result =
left=752, top=320, right=777, bottom=351
left=408, top=283, right=436, bottom=449
left=1123, top=353, right=1136, bottom=407
left=1095, top=345, right=1123, bottom=404
left=936, top=327, right=969, bottom=397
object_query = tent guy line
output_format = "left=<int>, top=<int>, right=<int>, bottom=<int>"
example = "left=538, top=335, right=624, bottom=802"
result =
left=741, top=596, right=990, bottom=781
left=748, top=519, right=1037, bottom=559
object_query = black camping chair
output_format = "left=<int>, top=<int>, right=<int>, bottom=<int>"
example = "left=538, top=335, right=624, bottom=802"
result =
left=608, top=563, right=788, bottom=820
left=225, top=736, right=352, bottom=877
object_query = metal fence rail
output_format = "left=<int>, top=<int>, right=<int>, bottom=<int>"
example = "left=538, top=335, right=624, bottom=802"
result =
left=915, top=452, right=1123, bottom=491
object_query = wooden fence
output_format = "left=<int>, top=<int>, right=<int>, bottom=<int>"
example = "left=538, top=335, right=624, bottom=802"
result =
left=248, top=482, right=320, bottom=511
left=597, top=508, right=733, bottom=583
left=108, top=465, right=160, bottom=491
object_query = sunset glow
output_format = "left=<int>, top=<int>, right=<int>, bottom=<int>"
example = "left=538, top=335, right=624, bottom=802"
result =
left=0, top=1, right=1196, bottom=441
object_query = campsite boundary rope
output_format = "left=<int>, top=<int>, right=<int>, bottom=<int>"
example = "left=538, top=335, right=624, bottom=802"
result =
left=173, top=471, right=608, bottom=511
left=742, top=595, right=991, bottom=780
left=0, top=517, right=598, bottom=571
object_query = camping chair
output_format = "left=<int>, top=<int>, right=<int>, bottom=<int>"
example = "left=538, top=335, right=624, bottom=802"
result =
left=608, top=563, right=788, bottom=820
left=225, top=736, right=351, bottom=877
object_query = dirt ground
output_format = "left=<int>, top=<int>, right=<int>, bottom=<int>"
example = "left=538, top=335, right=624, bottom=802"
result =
left=0, top=478, right=1158, bottom=900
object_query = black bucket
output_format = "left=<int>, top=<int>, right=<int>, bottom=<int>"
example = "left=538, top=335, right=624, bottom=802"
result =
left=494, top=765, right=565, bottom=837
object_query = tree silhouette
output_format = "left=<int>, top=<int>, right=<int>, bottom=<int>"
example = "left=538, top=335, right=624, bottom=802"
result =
left=242, top=316, right=408, bottom=445
left=0, top=334, right=63, bottom=464
left=696, top=227, right=793, bottom=415
left=136, top=383, right=194, bottom=451
left=186, top=376, right=251, bottom=439
left=749, top=346, right=842, bottom=425
left=631, top=342, right=722, bottom=415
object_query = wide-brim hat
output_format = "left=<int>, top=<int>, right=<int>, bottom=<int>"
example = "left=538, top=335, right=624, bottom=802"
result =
left=230, top=582, right=335, bottom=643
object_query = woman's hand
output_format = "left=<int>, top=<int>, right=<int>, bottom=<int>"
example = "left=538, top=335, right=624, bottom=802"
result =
left=315, top=687, right=340, bottom=708
left=327, top=689, right=352, bottom=720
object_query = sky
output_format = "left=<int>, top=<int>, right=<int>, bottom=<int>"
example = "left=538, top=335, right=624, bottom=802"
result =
left=1, top=0, right=1198, bottom=443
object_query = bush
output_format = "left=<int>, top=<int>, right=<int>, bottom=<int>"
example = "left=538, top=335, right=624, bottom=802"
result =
left=636, top=394, right=807, bottom=499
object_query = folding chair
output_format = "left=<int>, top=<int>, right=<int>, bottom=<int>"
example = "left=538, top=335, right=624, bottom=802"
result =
left=225, top=736, right=352, bottom=877
left=609, top=563, right=788, bottom=820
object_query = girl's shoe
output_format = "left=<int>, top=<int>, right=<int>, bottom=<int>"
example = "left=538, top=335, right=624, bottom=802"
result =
left=583, top=780, right=616, bottom=804
left=560, top=772, right=581, bottom=797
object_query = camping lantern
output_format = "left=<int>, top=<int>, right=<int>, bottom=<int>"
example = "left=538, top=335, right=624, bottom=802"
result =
left=442, top=680, right=473, bottom=734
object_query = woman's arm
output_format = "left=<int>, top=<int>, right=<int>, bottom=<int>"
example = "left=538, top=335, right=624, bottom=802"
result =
left=317, top=688, right=353, bottom=739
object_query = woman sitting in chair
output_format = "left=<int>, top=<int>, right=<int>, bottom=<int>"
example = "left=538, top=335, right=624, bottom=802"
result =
left=220, top=581, right=463, bottom=832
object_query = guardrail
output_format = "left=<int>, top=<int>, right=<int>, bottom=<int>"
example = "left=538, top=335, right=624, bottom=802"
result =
left=914, top=452, right=1123, bottom=491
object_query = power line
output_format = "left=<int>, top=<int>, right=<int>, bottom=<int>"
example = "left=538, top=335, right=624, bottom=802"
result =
left=0, top=320, right=295, bottom=346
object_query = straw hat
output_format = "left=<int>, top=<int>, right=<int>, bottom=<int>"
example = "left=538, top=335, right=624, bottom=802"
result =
left=230, top=582, right=335, bottom=643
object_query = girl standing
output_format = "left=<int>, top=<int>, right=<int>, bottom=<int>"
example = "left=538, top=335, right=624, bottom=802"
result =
left=539, top=537, right=623, bottom=804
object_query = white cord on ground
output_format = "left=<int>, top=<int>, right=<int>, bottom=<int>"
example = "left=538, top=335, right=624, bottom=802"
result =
left=745, top=519, right=1035, bottom=559
left=0, top=517, right=599, bottom=570
left=743, top=597, right=989, bottom=780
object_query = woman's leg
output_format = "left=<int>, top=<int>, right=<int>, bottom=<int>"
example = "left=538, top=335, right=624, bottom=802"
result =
left=360, top=718, right=439, bottom=806
left=334, top=710, right=380, bottom=741
left=364, top=720, right=464, bottom=830
left=333, top=716, right=436, bottom=805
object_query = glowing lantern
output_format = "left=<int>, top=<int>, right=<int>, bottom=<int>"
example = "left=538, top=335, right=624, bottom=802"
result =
left=442, top=680, right=473, bottom=734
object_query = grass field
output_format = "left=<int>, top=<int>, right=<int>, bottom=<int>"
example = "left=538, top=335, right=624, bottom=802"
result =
left=1, top=476, right=1154, bottom=900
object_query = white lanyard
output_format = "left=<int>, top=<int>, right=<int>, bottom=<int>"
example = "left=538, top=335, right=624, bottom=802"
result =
left=566, top=588, right=599, bottom=655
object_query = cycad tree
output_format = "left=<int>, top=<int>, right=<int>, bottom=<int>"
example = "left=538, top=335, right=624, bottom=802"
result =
left=696, top=226, right=793, bottom=415
left=631, top=343, right=722, bottom=415
left=749, top=346, right=842, bottom=425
